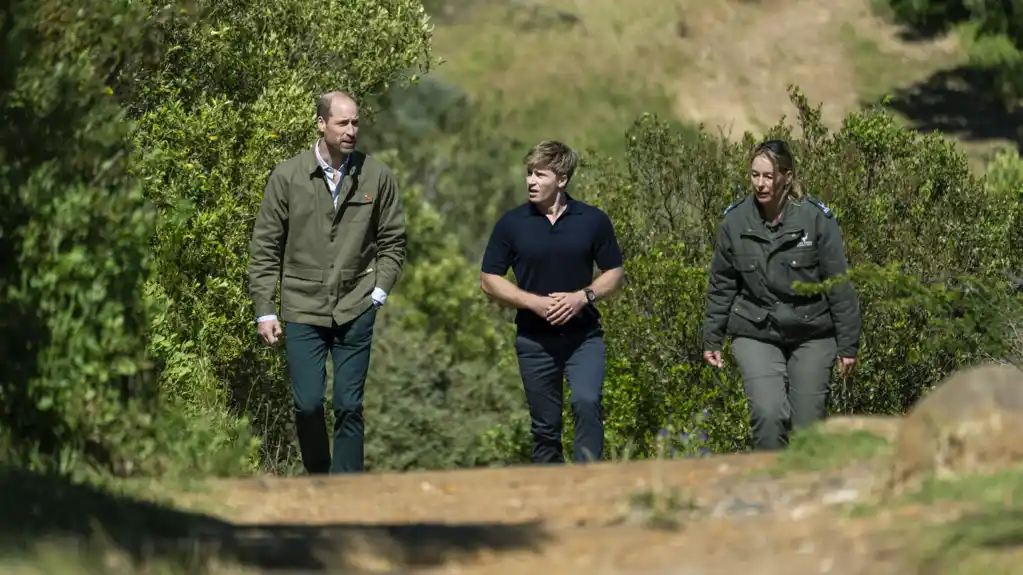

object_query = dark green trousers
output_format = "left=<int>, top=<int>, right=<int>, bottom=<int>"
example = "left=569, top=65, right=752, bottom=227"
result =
left=731, top=336, right=837, bottom=451
left=284, top=305, right=378, bottom=475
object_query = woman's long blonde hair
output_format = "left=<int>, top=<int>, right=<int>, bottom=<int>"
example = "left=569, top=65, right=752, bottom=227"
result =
left=751, top=139, right=804, bottom=201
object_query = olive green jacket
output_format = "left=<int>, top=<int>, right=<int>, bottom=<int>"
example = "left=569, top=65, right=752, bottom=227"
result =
left=247, top=147, right=406, bottom=328
left=701, top=194, right=861, bottom=357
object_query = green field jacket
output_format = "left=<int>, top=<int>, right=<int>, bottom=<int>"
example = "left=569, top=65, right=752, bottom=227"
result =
left=247, top=146, right=406, bottom=328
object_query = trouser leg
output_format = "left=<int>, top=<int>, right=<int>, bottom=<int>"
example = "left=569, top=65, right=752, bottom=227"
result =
left=731, top=337, right=790, bottom=451
left=564, top=330, right=606, bottom=463
left=284, top=322, right=331, bottom=475
left=329, top=305, right=378, bottom=474
left=515, top=333, right=566, bottom=464
left=787, top=337, right=837, bottom=434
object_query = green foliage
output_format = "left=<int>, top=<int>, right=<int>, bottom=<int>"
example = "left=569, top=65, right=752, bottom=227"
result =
left=576, top=87, right=1023, bottom=457
left=0, top=0, right=261, bottom=479
left=0, top=0, right=154, bottom=471
left=772, top=427, right=891, bottom=473
left=361, top=151, right=529, bottom=471
left=362, top=76, right=526, bottom=260
left=886, top=0, right=1023, bottom=103
left=984, top=148, right=1023, bottom=272
left=125, top=0, right=434, bottom=473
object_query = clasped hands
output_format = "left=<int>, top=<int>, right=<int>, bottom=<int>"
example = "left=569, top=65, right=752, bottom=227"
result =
left=530, top=291, right=589, bottom=326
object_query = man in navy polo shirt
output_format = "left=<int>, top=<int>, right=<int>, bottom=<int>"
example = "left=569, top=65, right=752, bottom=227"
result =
left=479, top=140, right=625, bottom=464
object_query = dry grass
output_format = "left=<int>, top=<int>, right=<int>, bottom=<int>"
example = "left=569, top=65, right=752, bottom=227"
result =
left=431, top=0, right=694, bottom=153
left=427, top=0, right=1017, bottom=164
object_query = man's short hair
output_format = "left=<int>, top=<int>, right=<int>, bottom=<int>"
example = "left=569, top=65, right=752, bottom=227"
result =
left=316, top=91, right=356, bottom=120
left=523, top=140, right=579, bottom=184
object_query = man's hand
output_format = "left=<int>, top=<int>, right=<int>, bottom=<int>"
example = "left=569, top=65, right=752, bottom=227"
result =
left=546, top=291, right=588, bottom=326
left=527, top=294, right=556, bottom=319
left=703, top=351, right=723, bottom=369
left=837, top=356, right=856, bottom=376
left=258, top=318, right=283, bottom=346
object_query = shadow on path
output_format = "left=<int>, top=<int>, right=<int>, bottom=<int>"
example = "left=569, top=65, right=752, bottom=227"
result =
left=875, top=65, right=1023, bottom=152
left=0, top=467, right=548, bottom=572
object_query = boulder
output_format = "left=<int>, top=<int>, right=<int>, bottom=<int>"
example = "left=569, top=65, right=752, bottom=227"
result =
left=884, top=362, right=1023, bottom=495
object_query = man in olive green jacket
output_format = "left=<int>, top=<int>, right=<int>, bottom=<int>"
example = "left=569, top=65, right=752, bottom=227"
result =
left=248, top=92, right=406, bottom=475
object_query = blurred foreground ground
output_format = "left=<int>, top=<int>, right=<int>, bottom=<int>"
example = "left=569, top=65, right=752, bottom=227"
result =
left=7, top=413, right=1021, bottom=574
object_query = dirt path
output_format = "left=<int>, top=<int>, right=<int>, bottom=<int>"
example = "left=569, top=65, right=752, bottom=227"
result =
left=160, top=444, right=964, bottom=574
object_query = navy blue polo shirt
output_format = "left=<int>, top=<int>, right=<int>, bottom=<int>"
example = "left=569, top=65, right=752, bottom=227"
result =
left=480, top=195, right=623, bottom=336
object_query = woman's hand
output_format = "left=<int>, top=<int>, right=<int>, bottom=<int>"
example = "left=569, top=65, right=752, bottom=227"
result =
left=837, top=356, right=856, bottom=376
left=703, top=350, right=723, bottom=369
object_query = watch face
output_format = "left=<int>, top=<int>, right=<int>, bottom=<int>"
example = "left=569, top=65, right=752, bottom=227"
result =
left=586, top=289, right=596, bottom=302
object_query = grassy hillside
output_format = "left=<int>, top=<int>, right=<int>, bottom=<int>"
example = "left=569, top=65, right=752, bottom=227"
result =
left=427, top=0, right=1017, bottom=166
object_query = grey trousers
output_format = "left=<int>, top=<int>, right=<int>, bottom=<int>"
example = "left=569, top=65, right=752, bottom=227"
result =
left=731, top=336, right=838, bottom=451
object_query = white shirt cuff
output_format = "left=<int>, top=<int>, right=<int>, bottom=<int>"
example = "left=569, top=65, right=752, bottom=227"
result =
left=256, top=289, right=386, bottom=322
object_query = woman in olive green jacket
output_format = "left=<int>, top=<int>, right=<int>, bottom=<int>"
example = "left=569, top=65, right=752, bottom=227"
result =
left=701, top=139, right=861, bottom=451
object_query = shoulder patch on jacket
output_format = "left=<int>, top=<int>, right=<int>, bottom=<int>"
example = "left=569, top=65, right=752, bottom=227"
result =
left=807, top=197, right=834, bottom=218
left=722, top=197, right=744, bottom=217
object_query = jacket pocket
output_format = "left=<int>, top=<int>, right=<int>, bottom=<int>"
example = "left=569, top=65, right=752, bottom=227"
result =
left=340, top=197, right=374, bottom=223
left=730, top=296, right=769, bottom=325
left=735, top=254, right=759, bottom=275
left=734, top=254, right=767, bottom=297
left=794, top=298, right=830, bottom=322
left=281, top=263, right=326, bottom=313
left=340, top=258, right=375, bottom=281
left=782, top=250, right=820, bottom=284
left=774, top=298, right=834, bottom=339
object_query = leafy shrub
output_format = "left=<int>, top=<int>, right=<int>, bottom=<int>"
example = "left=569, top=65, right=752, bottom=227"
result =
left=574, top=87, right=1023, bottom=457
left=0, top=0, right=159, bottom=473
left=361, top=151, right=529, bottom=470
left=0, top=0, right=261, bottom=479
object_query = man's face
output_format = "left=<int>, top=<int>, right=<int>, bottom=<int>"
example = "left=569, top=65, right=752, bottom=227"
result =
left=525, top=166, right=566, bottom=205
left=317, top=97, right=359, bottom=154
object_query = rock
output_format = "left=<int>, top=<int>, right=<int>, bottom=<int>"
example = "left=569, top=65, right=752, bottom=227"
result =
left=884, top=362, right=1023, bottom=494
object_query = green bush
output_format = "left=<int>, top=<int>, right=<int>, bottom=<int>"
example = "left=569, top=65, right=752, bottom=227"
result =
left=0, top=0, right=260, bottom=479
left=0, top=0, right=159, bottom=472
left=984, top=148, right=1023, bottom=273
left=362, top=77, right=527, bottom=261
left=574, top=87, right=1023, bottom=457
left=361, top=151, right=529, bottom=471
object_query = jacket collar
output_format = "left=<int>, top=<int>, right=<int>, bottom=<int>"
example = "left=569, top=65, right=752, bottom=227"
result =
left=303, top=141, right=363, bottom=177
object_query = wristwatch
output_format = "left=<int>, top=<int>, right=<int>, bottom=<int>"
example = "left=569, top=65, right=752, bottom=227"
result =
left=583, top=288, right=596, bottom=304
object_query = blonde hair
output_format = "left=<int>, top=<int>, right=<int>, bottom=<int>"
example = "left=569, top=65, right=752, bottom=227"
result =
left=524, top=140, right=579, bottom=186
left=752, top=139, right=804, bottom=200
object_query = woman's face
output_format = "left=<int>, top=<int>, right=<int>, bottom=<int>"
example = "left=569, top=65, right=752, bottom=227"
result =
left=750, top=154, right=788, bottom=206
